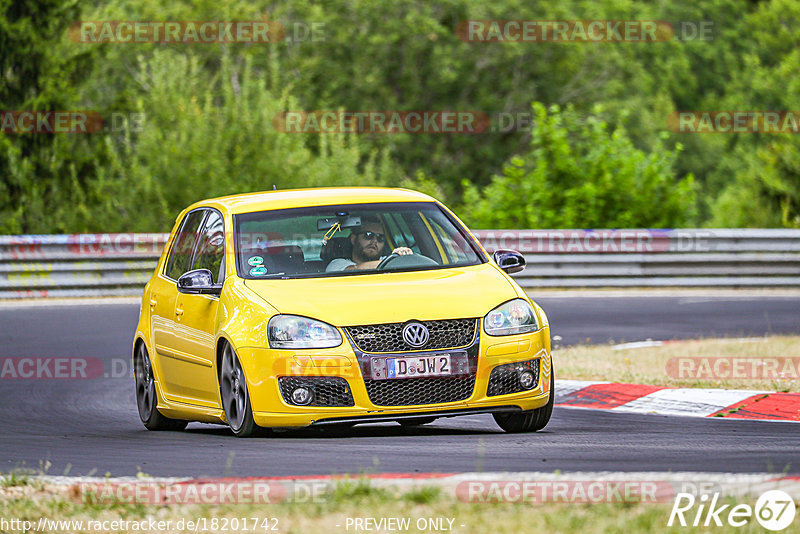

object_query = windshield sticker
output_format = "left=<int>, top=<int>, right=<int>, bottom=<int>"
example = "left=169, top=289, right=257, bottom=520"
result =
left=249, top=266, right=267, bottom=276
left=247, top=256, right=264, bottom=266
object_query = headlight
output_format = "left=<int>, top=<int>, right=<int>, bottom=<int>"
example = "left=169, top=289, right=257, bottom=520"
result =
left=484, top=299, right=538, bottom=336
left=268, top=315, right=342, bottom=349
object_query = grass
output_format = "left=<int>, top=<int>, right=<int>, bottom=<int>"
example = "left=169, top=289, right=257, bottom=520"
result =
left=0, top=466, right=51, bottom=491
left=554, top=335, right=800, bottom=392
left=0, top=471, right=31, bottom=488
left=0, top=479, right=782, bottom=534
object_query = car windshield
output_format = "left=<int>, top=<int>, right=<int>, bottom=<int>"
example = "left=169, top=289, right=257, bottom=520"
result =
left=234, top=202, right=484, bottom=279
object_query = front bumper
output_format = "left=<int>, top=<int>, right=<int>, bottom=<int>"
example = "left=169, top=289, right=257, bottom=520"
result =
left=239, top=325, right=551, bottom=428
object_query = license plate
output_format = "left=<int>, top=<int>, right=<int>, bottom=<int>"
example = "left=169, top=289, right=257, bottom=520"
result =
left=371, top=354, right=452, bottom=380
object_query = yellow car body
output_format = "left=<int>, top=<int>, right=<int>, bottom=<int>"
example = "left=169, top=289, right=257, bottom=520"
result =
left=132, top=188, right=552, bottom=435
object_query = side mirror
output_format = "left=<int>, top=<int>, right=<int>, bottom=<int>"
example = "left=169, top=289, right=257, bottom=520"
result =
left=177, top=269, right=222, bottom=295
left=493, top=249, right=526, bottom=274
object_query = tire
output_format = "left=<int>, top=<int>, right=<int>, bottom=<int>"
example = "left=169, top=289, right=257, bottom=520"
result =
left=398, top=417, right=436, bottom=427
left=493, top=369, right=554, bottom=433
left=134, top=342, right=187, bottom=431
left=219, top=343, right=268, bottom=437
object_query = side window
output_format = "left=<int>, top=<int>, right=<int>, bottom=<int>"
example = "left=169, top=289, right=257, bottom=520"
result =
left=192, top=210, right=225, bottom=283
left=165, top=210, right=206, bottom=280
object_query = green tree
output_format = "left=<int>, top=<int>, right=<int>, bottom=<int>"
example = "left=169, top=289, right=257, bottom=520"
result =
left=702, top=0, right=800, bottom=227
left=711, top=138, right=800, bottom=227
left=0, top=0, right=102, bottom=233
left=95, top=49, right=404, bottom=232
left=82, top=0, right=714, bottom=205
left=462, top=103, right=696, bottom=228
left=4, top=0, right=798, bottom=232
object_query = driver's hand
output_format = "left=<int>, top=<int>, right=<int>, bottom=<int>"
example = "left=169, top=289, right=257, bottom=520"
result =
left=393, top=247, right=413, bottom=256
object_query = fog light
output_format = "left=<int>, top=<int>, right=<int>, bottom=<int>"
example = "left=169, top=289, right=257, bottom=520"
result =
left=291, top=386, right=313, bottom=405
left=519, top=370, right=535, bottom=389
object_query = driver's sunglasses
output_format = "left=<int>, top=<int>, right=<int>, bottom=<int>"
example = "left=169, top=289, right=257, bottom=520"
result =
left=358, top=231, right=385, bottom=243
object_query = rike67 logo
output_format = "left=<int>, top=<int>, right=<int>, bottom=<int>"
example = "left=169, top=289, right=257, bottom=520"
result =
left=669, top=490, right=796, bottom=531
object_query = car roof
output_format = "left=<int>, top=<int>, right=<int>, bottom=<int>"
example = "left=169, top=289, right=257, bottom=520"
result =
left=185, top=187, right=437, bottom=215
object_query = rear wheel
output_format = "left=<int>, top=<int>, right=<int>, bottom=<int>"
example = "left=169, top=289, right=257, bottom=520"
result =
left=219, top=343, right=266, bottom=437
left=134, top=343, right=187, bottom=431
left=493, top=369, right=554, bottom=433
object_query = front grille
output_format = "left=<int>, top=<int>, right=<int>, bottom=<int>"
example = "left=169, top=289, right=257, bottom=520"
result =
left=346, top=319, right=477, bottom=353
left=278, top=376, right=354, bottom=407
left=487, top=359, right=540, bottom=397
left=363, top=376, right=476, bottom=406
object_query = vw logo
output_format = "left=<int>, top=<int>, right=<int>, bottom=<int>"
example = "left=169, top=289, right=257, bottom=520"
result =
left=402, top=322, right=429, bottom=348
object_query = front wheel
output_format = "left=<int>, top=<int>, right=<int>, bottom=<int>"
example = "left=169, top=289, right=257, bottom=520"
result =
left=134, top=343, right=187, bottom=431
left=219, top=343, right=266, bottom=437
left=493, top=369, right=554, bottom=433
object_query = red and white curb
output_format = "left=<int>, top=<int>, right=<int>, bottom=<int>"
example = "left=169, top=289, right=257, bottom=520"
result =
left=556, top=380, right=800, bottom=421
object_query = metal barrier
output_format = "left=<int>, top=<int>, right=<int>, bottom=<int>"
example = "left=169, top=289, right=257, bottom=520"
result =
left=1, top=229, right=798, bottom=298
left=473, top=229, right=800, bottom=287
left=0, top=234, right=167, bottom=299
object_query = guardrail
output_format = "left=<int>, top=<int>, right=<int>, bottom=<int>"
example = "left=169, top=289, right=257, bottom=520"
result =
left=0, top=234, right=167, bottom=299
left=0, top=229, right=798, bottom=298
left=471, top=229, right=800, bottom=288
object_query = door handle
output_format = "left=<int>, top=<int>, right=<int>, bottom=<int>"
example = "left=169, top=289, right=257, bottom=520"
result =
left=175, top=306, right=184, bottom=317
left=149, top=297, right=157, bottom=311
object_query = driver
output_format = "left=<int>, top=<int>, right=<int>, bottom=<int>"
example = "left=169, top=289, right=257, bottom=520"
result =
left=326, top=216, right=412, bottom=271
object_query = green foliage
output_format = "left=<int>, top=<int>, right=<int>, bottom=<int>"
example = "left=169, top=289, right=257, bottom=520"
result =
left=698, top=0, right=800, bottom=227
left=1, top=0, right=798, bottom=232
left=97, top=49, right=402, bottom=232
left=462, top=103, right=696, bottom=228
left=329, top=478, right=390, bottom=502
left=0, top=0, right=104, bottom=233
left=401, top=486, right=441, bottom=505
left=0, top=469, right=33, bottom=488
left=711, top=138, right=800, bottom=228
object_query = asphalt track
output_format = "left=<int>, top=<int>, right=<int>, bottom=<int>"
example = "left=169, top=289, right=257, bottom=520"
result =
left=0, top=295, right=797, bottom=477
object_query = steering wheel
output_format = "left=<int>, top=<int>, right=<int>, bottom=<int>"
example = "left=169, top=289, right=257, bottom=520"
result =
left=376, top=253, right=439, bottom=270
left=376, top=253, right=399, bottom=270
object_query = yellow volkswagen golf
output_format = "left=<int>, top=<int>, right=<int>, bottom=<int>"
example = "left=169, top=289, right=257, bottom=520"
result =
left=132, top=188, right=553, bottom=437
